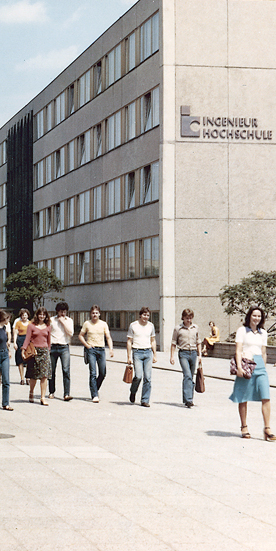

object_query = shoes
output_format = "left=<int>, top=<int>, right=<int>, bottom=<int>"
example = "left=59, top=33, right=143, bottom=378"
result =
left=264, top=427, right=276, bottom=441
left=26, top=379, right=30, bottom=385
left=20, top=380, right=25, bottom=385
left=29, top=392, right=34, bottom=403
left=141, top=402, right=150, bottom=407
left=40, top=399, right=49, bottom=406
left=241, top=425, right=251, bottom=439
left=48, top=394, right=55, bottom=399
left=92, top=396, right=99, bottom=403
left=129, top=392, right=135, bottom=403
left=3, top=405, right=14, bottom=411
left=64, top=395, right=73, bottom=401
left=185, top=402, right=194, bottom=408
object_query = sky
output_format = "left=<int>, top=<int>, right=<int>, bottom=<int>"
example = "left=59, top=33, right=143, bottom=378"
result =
left=0, top=0, right=137, bottom=128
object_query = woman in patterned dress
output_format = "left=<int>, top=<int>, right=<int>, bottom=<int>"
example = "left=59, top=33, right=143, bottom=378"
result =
left=22, top=307, right=51, bottom=406
left=13, top=308, right=30, bottom=384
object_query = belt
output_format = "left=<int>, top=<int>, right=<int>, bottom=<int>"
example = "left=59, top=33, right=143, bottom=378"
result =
left=51, top=343, right=69, bottom=346
left=133, top=348, right=151, bottom=350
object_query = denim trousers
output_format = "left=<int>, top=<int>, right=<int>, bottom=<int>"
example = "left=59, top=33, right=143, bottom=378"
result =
left=130, top=348, right=152, bottom=404
left=88, top=347, right=106, bottom=399
left=0, top=349, right=10, bottom=407
left=49, top=344, right=71, bottom=397
left=178, top=349, right=197, bottom=404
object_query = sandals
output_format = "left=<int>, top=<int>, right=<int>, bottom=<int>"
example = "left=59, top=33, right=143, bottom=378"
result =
left=264, top=427, right=276, bottom=442
left=241, top=425, right=251, bottom=439
left=3, top=405, right=14, bottom=411
left=40, top=399, right=49, bottom=406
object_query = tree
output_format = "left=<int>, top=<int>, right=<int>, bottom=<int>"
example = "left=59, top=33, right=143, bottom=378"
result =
left=5, top=264, right=64, bottom=311
left=219, top=270, right=276, bottom=319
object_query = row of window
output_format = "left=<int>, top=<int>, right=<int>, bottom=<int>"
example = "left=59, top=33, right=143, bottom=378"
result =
left=35, top=12, right=159, bottom=140
left=34, top=161, right=159, bottom=238
left=34, top=86, right=159, bottom=190
left=0, top=183, right=6, bottom=208
left=0, top=141, right=7, bottom=167
left=36, top=236, right=159, bottom=285
left=0, top=226, right=6, bottom=250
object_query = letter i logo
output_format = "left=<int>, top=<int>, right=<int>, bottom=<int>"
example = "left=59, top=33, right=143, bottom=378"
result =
left=180, top=106, right=200, bottom=137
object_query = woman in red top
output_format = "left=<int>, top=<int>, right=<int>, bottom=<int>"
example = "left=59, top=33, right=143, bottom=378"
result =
left=22, top=307, right=51, bottom=406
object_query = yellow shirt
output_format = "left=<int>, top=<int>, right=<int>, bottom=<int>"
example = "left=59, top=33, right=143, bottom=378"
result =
left=81, top=319, right=110, bottom=347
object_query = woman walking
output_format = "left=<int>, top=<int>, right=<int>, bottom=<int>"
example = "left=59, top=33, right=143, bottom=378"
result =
left=13, top=308, right=30, bottom=384
left=230, top=306, right=276, bottom=441
left=22, top=307, right=51, bottom=406
left=0, top=309, right=13, bottom=410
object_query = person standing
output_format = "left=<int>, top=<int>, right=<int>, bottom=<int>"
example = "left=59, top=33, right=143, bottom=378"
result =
left=49, top=302, right=74, bottom=401
left=170, top=309, right=202, bottom=408
left=13, top=309, right=31, bottom=385
left=0, top=309, right=13, bottom=410
left=78, top=305, right=114, bottom=402
left=127, top=307, right=157, bottom=407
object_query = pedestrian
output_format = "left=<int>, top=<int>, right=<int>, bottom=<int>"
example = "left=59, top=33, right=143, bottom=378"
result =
left=229, top=306, right=276, bottom=441
left=49, top=302, right=74, bottom=401
left=13, top=308, right=31, bottom=385
left=78, top=305, right=114, bottom=402
left=0, top=309, right=13, bottom=410
left=127, top=306, right=157, bottom=407
left=22, top=307, right=51, bottom=406
left=170, top=309, right=202, bottom=408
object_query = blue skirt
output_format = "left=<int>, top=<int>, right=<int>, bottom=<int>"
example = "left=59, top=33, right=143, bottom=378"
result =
left=229, top=355, right=270, bottom=403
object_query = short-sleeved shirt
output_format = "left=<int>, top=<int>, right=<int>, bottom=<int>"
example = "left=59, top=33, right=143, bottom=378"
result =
left=171, top=323, right=201, bottom=350
left=14, top=320, right=30, bottom=336
left=235, top=326, right=267, bottom=360
left=127, top=320, right=155, bottom=349
left=81, top=320, right=110, bottom=347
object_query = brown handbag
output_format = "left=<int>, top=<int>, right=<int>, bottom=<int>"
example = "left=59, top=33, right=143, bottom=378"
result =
left=22, top=342, right=37, bottom=361
left=195, top=365, right=205, bottom=393
left=123, top=363, right=133, bottom=384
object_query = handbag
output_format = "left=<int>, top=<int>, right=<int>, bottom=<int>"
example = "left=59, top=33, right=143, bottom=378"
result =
left=230, top=356, right=256, bottom=379
left=84, top=347, right=89, bottom=364
left=123, top=363, right=133, bottom=384
left=195, top=365, right=205, bottom=393
left=22, top=342, right=37, bottom=361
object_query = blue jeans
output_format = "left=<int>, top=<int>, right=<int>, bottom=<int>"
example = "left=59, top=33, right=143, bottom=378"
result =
left=178, top=349, right=197, bottom=404
left=0, top=349, right=10, bottom=407
left=49, top=344, right=70, bottom=397
left=88, top=347, right=106, bottom=399
left=131, top=349, right=153, bottom=404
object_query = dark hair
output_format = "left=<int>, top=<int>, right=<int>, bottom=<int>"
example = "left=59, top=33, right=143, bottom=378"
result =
left=0, top=309, right=10, bottom=323
left=55, top=302, right=69, bottom=313
left=139, top=306, right=150, bottom=317
left=19, top=308, right=30, bottom=319
left=90, top=305, right=101, bottom=314
left=244, top=306, right=265, bottom=329
left=181, top=309, right=194, bottom=319
left=209, top=321, right=215, bottom=325
left=33, top=307, right=50, bottom=326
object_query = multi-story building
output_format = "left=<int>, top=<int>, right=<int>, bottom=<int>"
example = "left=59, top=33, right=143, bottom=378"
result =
left=0, top=0, right=276, bottom=349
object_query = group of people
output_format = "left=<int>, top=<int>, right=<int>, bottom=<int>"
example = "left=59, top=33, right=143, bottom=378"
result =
left=0, top=301, right=275, bottom=441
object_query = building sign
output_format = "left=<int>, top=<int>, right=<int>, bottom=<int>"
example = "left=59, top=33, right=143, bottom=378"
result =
left=180, top=106, right=273, bottom=140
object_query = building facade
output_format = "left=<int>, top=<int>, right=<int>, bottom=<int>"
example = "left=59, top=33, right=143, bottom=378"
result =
left=0, top=0, right=276, bottom=349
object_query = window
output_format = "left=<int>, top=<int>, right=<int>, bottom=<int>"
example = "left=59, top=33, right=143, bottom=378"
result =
left=125, top=241, right=135, bottom=279
left=34, top=160, right=43, bottom=189
left=79, top=191, right=90, bottom=224
left=141, top=87, right=159, bottom=133
left=68, top=140, right=75, bottom=172
left=78, top=131, right=90, bottom=166
left=77, top=251, right=90, bottom=283
left=140, top=162, right=159, bottom=204
left=54, top=257, right=65, bottom=282
left=79, top=70, right=91, bottom=107
left=68, top=84, right=75, bottom=115
left=106, top=178, right=120, bottom=215
left=94, top=124, right=102, bottom=157
left=93, top=186, right=102, bottom=220
left=94, top=61, right=102, bottom=96
left=126, top=101, right=136, bottom=141
left=45, top=155, right=52, bottom=184
left=140, top=12, right=159, bottom=62
left=107, top=112, right=121, bottom=151
left=46, top=103, right=52, bottom=132
left=107, top=44, right=121, bottom=86
left=125, top=172, right=135, bottom=209
left=54, top=202, right=65, bottom=232
left=67, top=197, right=74, bottom=228
left=34, top=211, right=43, bottom=239
left=0, top=183, right=6, bottom=208
left=55, top=148, right=65, bottom=179
left=36, top=110, right=44, bottom=139
left=141, top=236, right=159, bottom=276
left=126, top=31, right=136, bottom=72
left=104, top=245, right=120, bottom=281
left=0, top=141, right=7, bottom=166
left=55, top=91, right=66, bottom=125
left=93, top=248, right=102, bottom=281
left=68, top=255, right=75, bottom=284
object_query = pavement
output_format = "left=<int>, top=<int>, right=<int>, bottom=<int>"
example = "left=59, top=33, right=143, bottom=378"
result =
left=1, top=346, right=276, bottom=551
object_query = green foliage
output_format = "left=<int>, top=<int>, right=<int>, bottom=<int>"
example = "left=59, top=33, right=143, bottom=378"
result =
left=219, top=270, right=276, bottom=318
left=4, top=264, right=63, bottom=310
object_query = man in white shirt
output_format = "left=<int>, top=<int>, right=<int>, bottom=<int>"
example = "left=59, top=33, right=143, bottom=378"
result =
left=49, top=302, right=74, bottom=401
left=127, top=306, right=157, bottom=407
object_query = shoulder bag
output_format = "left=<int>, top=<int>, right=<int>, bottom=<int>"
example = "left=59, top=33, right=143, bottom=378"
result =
left=230, top=356, right=256, bottom=379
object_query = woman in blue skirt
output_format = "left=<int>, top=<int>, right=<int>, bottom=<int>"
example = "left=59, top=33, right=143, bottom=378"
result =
left=230, top=306, right=276, bottom=441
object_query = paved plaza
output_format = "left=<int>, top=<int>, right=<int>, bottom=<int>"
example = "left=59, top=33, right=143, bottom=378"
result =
left=1, top=346, right=276, bottom=551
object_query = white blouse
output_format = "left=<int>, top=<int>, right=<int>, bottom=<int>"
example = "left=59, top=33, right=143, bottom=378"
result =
left=235, top=326, right=267, bottom=360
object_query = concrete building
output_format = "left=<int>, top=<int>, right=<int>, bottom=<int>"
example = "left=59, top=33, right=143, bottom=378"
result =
left=0, top=0, right=276, bottom=350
